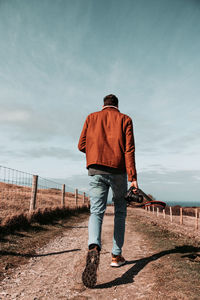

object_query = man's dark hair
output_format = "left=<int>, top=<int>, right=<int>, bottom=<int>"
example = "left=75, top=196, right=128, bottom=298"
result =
left=103, top=94, right=118, bottom=107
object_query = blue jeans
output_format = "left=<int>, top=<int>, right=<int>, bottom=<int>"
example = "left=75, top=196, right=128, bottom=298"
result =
left=88, top=173, right=127, bottom=255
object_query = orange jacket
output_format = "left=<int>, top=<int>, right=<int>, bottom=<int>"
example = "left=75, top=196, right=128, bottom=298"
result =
left=78, top=106, right=137, bottom=181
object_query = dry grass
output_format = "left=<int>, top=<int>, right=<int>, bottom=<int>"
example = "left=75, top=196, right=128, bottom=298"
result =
left=0, top=182, right=89, bottom=231
left=0, top=206, right=89, bottom=233
left=140, top=206, right=200, bottom=242
left=164, top=205, right=200, bottom=217
left=128, top=210, right=200, bottom=299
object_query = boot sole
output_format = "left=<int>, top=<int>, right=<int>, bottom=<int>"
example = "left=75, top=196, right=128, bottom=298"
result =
left=82, top=249, right=99, bottom=288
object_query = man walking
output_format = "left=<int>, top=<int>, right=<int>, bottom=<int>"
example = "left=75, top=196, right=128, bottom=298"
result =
left=78, top=94, right=138, bottom=288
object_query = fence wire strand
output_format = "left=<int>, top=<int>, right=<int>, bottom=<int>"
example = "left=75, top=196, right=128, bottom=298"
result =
left=0, top=166, right=33, bottom=220
left=37, top=176, right=63, bottom=209
left=0, top=165, right=89, bottom=224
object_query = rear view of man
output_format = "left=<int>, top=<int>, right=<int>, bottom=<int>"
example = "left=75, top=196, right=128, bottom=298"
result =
left=78, top=94, right=138, bottom=288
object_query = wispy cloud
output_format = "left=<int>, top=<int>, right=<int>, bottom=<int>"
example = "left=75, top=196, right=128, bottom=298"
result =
left=193, top=176, right=200, bottom=181
left=0, top=145, right=81, bottom=160
left=138, top=169, right=200, bottom=203
left=23, top=146, right=80, bottom=160
left=0, top=108, right=30, bottom=122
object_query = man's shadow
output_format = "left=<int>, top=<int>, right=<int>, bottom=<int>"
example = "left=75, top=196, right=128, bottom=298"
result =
left=95, top=245, right=200, bottom=289
left=0, top=248, right=81, bottom=258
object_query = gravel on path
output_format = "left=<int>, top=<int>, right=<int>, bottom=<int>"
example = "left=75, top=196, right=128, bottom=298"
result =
left=0, top=207, right=167, bottom=300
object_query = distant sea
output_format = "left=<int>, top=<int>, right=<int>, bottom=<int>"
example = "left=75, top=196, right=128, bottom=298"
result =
left=107, top=196, right=200, bottom=207
left=165, top=201, right=200, bottom=207
left=108, top=200, right=200, bottom=207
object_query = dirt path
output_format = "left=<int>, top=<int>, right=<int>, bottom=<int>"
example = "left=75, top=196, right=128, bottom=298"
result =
left=0, top=207, right=199, bottom=299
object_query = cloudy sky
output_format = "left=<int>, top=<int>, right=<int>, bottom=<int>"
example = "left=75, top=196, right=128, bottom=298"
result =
left=0, top=0, right=200, bottom=204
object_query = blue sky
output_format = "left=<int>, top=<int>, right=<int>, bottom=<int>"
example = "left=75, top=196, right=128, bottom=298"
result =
left=0, top=0, right=200, bottom=204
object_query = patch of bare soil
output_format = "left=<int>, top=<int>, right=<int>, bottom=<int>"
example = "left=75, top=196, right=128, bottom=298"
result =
left=0, top=207, right=200, bottom=300
left=0, top=211, right=89, bottom=283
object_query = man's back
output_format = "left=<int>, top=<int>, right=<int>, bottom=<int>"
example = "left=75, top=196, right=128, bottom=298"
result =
left=78, top=106, right=137, bottom=181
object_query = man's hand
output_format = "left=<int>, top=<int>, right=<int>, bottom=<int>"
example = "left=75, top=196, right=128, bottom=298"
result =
left=130, top=180, right=138, bottom=190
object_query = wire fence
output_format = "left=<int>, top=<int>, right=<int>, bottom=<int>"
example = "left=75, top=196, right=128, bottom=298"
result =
left=0, top=165, right=89, bottom=224
left=0, top=166, right=32, bottom=219
left=36, top=176, right=63, bottom=209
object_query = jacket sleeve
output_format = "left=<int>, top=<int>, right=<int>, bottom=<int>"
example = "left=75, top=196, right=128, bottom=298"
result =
left=78, top=117, right=88, bottom=153
left=124, top=118, right=137, bottom=182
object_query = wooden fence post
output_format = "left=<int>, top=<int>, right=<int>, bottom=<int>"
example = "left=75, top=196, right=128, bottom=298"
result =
left=180, top=207, right=183, bottom=225
left=61, top=184, right=65, bottom=207
left=83, top=192, right=86, bottom=205
left=195, top=208, right=198, bottom=230
left=163, top=209, right=166, bottom=219
left=75, top=188, right=78, bottom=206
left=157, top=207, right=159, bottom=217
left=170, top=206, right=173, bottom=222
left=30, top=175, right=38, bottom=211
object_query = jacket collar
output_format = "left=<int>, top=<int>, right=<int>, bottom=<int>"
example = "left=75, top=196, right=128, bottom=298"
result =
left=102, top=105, right=119, bottom=111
